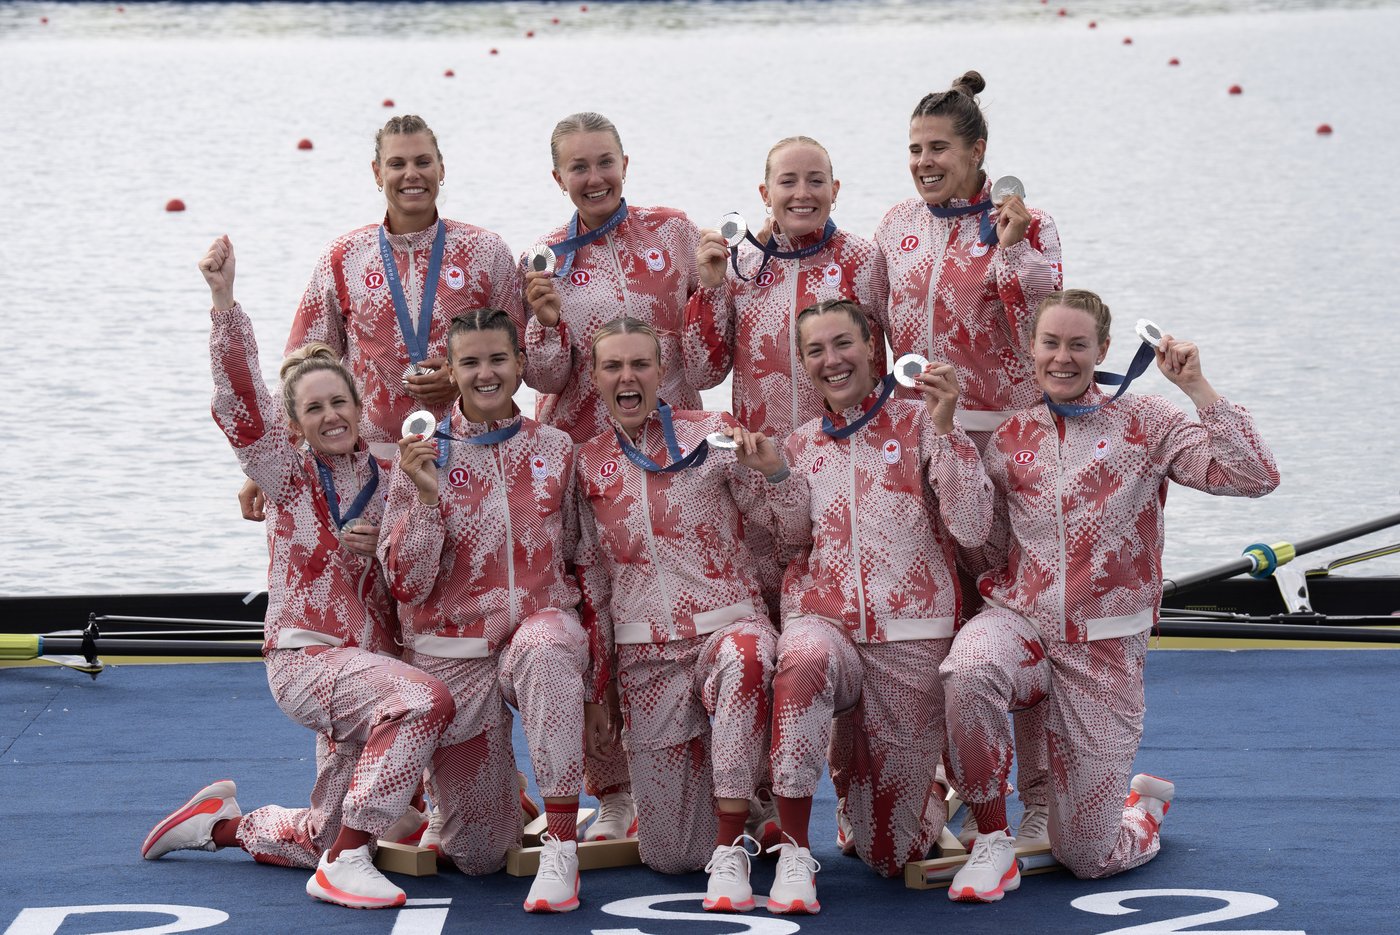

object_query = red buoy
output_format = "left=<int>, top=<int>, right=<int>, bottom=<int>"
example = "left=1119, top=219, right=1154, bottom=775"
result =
left=1122, top=36, right=1133, bottom=45
left=117, top=6, right=125, bottom=11
left=40, top=16, right=48, bottom=23
left=444, top=68, right=455, bottom=77
left=551, top=17, right=560, bottom=24
left=1316, top=123, right=1333, bottom=135
left=165, top=199, right=186, bottom=212
left=1088, top=20, right=1096, bottom=28
left=1168, top=57, right=1180, bottom=66
left=1058, top=8, right=1067, bottom=16
left=489, top=47, right=499, bottom=55
left=382, top=98, right=394, bottom=107
left=525, top=30, right=534, bottom=38
left=580, top=4, right=589, bottom=10
left=1228, top=84, right=1242, bottom=95
left=297, top=139, right=313, bottom=151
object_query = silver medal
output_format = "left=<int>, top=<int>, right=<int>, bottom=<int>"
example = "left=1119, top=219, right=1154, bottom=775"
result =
left=401, top=409, right=437, bottom=440
left=991, top=175, right=1026, bottom=206
left=526, top=244, right=556, bottom=275
left=718, top=212, right=748, bottom=249
left=894, top=352, right=929, bottom=388
left=706, top=431, right=740, bottom=450
left=1135, top=318, right=1165, bottom=348
left=402, top=362, right=435, bottom=388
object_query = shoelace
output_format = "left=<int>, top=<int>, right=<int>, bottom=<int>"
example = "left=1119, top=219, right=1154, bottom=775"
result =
left=1018, top=806, right=1049, bottom=840
left=767, top=841, right=822, bottom=882
left=966, top=834, right=1011, bottom=869
left=425, top=807, right=444, bottom=837
left=705, top=834, right=761, bottom=881
left=595, top=794, right=632, bottom=826
left=336, top=846, right=378, bottom=874
left=535, top=834, right=573, bottom=883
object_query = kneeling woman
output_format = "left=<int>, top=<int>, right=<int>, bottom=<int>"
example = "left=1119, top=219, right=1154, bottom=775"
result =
left=941, top=289, right=1279, bottom=902
left=765, top=299, right=994, bottom=911
left=574, top=318, right=785, bottom=912
left=142, top=237, right=455, bottom=911
left=379, top=309, right=589, bottom=913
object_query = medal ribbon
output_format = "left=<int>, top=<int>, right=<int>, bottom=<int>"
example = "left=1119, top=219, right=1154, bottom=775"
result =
left=1043, top=341, right=1158, bottom=418
left=432, top=412, right=524, bottom=467
left=926, top=200, right=998, bottom=248
left=315, top=457, right=380, bottom=530
left=550, top=200, right=629, bottom=279
left=821, top=374, right=897, bottom=440
left=614, top=401, right=710, bottom=473
left=378, top=220, right=446, bottom=364
left=729, top=219, right=837, bottom=282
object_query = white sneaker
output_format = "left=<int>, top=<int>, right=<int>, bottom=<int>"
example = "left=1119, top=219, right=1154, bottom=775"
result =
left=141, top=780, right=241, bottom=859
left=956, top=805, right=980, bottom=848
left=1126, top=773, right=1175, bottom=826
left=834, top=797, right=856, bottom=856
left=584, top=791, right=637, bottom=841
left=746, top=789, right=781, bottom=850
left=948, top=829, right=1019, bottom=902
left=703, top=835, right=759, bottom=912
left=419, top=806, right=444, bottom=853
left=523, top=834, right=580, bottom=913
left=381, top=806, right=427, bottom=845
left=305, top=845, right=406, bottom=909
left=1015, top=803, right=1050, bottom=847
left=765, top=836, right=821, bottom=914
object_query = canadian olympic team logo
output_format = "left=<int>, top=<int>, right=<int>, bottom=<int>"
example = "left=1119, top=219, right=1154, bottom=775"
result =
left=643, top=248, right=666, bottom=272
left=811, top=455, right=825, bottom=474
left=530, top=455, right=549, bottom=480
left=570, top=270, right=591, bottom=287
left=823, top=263, right=842, bottom=287
left=448, top=467, right=469, bottom=487
left=1013, top=449, right=1036, bottom=466
left=900, top=234, right=920, bottom=253
left=599, top=459, right=619, bottom=480
left=443, top=265, right=466, bottom=290
left=363, top=270, right=386, bottom=290
left=882, top=439, right=901, bottom=464
left=1093, top=437, right=1111, bottom=460
left=756, top=270, right=776, bottom=288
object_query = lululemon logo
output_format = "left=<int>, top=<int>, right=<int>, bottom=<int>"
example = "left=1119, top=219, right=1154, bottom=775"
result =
left=1013, top=449, right=1036, bottom=466
left=900, top=234, right=920, bottom=253
left=756, top=270, right=776, bottom=288
left=448, top=467, right=469, bottom=487
left=570, top=270, right=591, bottom=287
left=811, top=455, right=825, bottom=474
left=599, top=459, right=618, bottom=480
left=364, top=271, right=385, bottom=290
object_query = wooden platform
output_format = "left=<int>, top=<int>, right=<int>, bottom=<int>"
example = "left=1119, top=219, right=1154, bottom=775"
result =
left=373, top=840, right=437, bottom=877
left=521, top=807, right=595, bottom=847
left=505, top=837, right=641, bottom=876
left=904, top=841, right=1061, bottom=890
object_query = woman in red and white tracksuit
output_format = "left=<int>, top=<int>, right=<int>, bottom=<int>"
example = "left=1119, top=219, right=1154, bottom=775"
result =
left=762, top=299, right=994, bottom=912
left=522, top=112, right=701, bottom=835
left=378, top=309, right=589, bottom=913
left=574, top=317, right=786, bottom=913
left=142, top=237, right=454, bottom=912
left=874, top=71, right=1064, bottom=839
left=683, top=135, right=889, bottom=609
left=941, top=289, right=1280, bottom=902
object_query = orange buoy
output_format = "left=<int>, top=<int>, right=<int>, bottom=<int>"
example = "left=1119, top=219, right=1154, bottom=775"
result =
left=444, top=68, right=455, bottom=77
left=1228, top=84, right=1242, bottom=95
left=1316, top=123, right=1333, bottom=135
left=297, top=139, right=313, bottom=150
left=382, top=98, right=394, bottom=107
left=1169, top=57, right=1180, bottom=66
left=165, top=199, right=186, bottom=212
left=1122, top=36, right=1132, bottom=45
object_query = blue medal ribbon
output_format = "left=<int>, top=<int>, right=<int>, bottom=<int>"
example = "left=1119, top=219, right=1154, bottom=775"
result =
left=378, top=220, right=446, bottom=364
left=821, top=374, right=897, bottom=440
left=1043, top=341, right=1158, bottom=418
left=432, top=411, right=524, bottom=467
left=927, top=200, right=998, bottom=248
left=315, top=457, right=380, bottom=530
left=614, top=402, right=710, bottom=474
left=550, top=200, right=629, bottom=279
left=729, top=219, right=837, bottom=282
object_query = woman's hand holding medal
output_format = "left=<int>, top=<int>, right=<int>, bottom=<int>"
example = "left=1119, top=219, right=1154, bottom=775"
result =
left=525, top=270, right=563, bottom=327
left=397, top=430, right=441, bottom=506
left=714, top=425, right=785, bottom=478
left=695, top=229, right=731, bottom=289
left=912, top=361, right=961, bottom=435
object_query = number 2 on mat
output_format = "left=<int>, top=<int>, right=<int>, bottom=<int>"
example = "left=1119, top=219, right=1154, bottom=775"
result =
left=1071, top=889, right=1305, bottom=935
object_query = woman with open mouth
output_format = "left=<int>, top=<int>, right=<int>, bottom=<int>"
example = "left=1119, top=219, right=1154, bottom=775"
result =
left=141, top=236, right=455, bottom=911
left=378, top=309, right=590, bottom=914
left=572, top=317, right=788, bottom=914
left=940, top=289, right=1279, bottom=903
left=763, top=298, right=994, bottom=911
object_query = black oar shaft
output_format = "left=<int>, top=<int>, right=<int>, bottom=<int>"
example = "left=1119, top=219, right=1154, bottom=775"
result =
left=94, top=615, right=261, bottom=629
left=40, top=637, right=264, bottom=657
left=1158, top=621, right=1400, bottom=642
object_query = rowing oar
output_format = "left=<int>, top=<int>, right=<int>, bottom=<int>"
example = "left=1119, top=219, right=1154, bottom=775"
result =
left=1162, top=509, right=1400, bottom=599
left=1157, top=619, right=1400, bottom=643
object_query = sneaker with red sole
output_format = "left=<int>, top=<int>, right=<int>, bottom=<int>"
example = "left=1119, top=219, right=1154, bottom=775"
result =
left=305, top=845, right=406, bottom=909
left=703, top=835, right=760, bottom=912
left=381, top=806, right=427, bottom=846
left=584, top=791, right=637, bottom=841
left=1126, top=773, right=1174, bottom=828
left=765, top=836, right=821, bottom=914
left=948, top=829, right=1019, bottom=902
left=141, top=780, right=241, bottom=859
left=523, top=834, right=580, bottom=913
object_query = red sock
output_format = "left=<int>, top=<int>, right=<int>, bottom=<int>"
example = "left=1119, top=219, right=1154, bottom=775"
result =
left=715, top=807, right=747, bottom=846
left=212, top=816, right=243, bottom=850
left=775, top=795, right=812, bottom=849
left=969, top=797, right=1009, bottom=835
left=545, top=800, right=579, bottom=842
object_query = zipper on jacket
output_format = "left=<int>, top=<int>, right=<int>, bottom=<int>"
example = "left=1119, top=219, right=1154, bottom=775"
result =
left=924, top=216, right=955, bottom=361
left=847, top=439, right=869, bottom=638
left=636, top=445, right=677, bottom=636
left=606, top=231, right=633, bottom=319
left=490, top=443, right=517, bottom=628
left=786, top=256, right=801, bottom=434
left=1052, top=418, right=1068, bottom=638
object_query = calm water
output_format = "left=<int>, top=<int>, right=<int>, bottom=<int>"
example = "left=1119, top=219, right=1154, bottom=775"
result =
left=2, top=0, right=1398, bottom=595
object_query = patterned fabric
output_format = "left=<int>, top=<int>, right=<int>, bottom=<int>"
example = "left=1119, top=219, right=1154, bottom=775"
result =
left=771, top=616, right=948, bottom=877
left=237, top=646, right=454, bottom=864
left=209, top=304, right=394, bottom=652
left=522, top=205, right=703, bottom=443
left=497, top=609, right=589, bottom=798
left=873, top=181, right=1062, bottom=415
left=574, top=408, right=778, bottom=703
left=770, top=390, right=994, bottom=642
left=979, top=390, right=1280, bottom=642
left=616, top=620, right=776, bottom=873
left=681, top=228, right=889, bottom=439
left=427, top=719, right=523, bottom=875
left=379, top=409, right=580, bottom=654
left=941, top=610, right=1161, bottom=878
left=288, top=217, right=524, bottom=444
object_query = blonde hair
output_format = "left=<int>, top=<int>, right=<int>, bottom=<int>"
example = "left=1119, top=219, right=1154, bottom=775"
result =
left=550, top=112, right=624, bottom=168
left=374, top=114, right=442, bottom=164
left=1033, top=289, right=1112, bottom=347
left=764, top=135, right=833, bottom=184
left=278, top=343, right=359, bottom=420
left=590, top=317, right=661, bottom=367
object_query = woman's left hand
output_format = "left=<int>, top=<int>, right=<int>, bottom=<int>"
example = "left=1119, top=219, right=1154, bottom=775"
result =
left=994, top=194, right=1031, bottom=248
left=914, top=362, right=960, bottom=435
left=724, top=426, right=785, bottom=477
left=339, top=521, right=380, bottom=557
left=1156, top=335, right=1220, bottom=408
left=405, top=355, right=459, bottom=405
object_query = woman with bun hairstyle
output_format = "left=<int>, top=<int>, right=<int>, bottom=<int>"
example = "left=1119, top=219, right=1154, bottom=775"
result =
left=940, top=290, right=1279, bottom=902
left=378, top=308, right=590, bottom=913
left=762, top=299, right=994, bottom=911
left=141, top=236, right=455, bottom=912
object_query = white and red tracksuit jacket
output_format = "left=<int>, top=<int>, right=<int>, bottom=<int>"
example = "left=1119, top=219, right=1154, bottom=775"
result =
left=770, top=387, right=995, bottom=642
left=289, top=216, right=524, bottom=444
left=574, top=409, right=777, bottom=702
left=874, top=180, right=1062, bottom=431
left=378, top=408, right=581, bottom=658
left=522, top=205, right=704, bottom=442
left=210, top=303, right=394, bottom=653
left=978, top=389, right=1280, bottom=642
left=682, top=228, right=890, bottom=438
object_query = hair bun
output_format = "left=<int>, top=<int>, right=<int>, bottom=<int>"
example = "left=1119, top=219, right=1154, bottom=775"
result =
left=278, top=342, right=338, bottom=381
left=952, top=70, right=986, bottom=97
